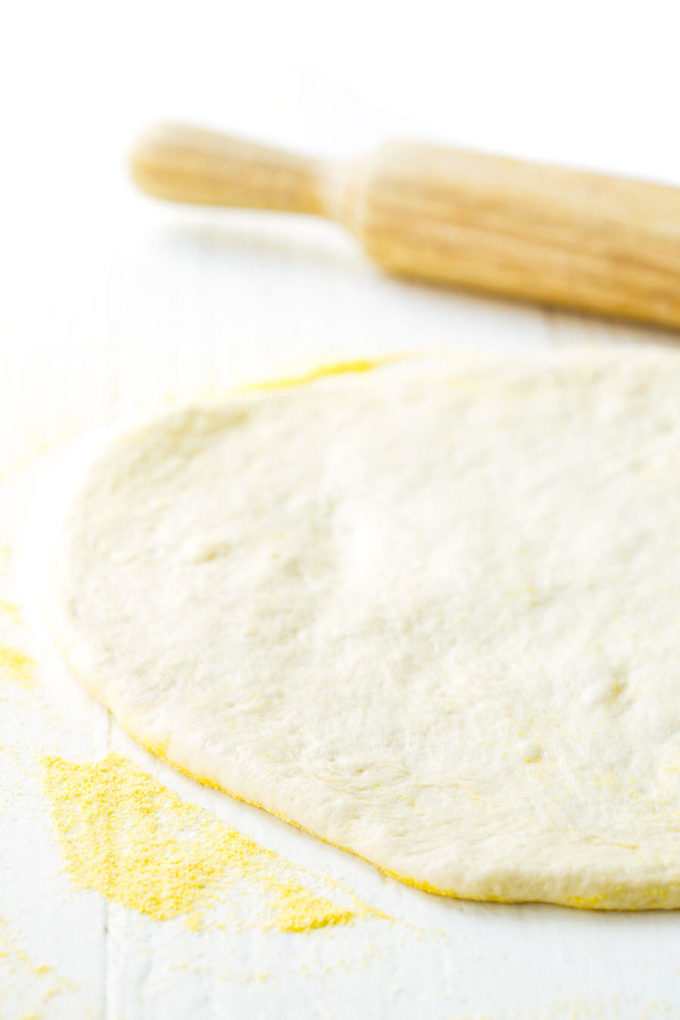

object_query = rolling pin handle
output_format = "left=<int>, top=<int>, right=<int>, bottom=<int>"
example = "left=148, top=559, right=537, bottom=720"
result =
left=130, top=123, right=330, bottom=217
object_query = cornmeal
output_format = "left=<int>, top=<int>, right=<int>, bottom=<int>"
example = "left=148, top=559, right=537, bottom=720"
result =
left=0, top=643, right=35, bottom=688
left=43, top=753, right=360, bottom=930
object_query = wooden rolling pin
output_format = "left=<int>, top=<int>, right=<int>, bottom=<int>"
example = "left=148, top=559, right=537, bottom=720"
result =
left=131, top=124, right=680, bottom=328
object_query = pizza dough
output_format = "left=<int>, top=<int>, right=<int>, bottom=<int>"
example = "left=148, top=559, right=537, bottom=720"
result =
left=52, top=352, right=680, bottom=909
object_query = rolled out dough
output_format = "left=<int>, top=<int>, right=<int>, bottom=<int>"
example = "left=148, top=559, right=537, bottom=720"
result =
left=52, top=352, right=680, bottom=908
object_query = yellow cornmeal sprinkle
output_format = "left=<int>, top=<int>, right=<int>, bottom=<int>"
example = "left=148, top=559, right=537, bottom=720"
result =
left=0, top=915, right=73, bottom=1007
left=42, top=754, right=364, bottom=932
left=0, top=598, right=22, bottom=624
left=0, top=643, right=35, bottom=688
left=240, top=357, right=407, bottom=394
left=264, top=879, right=354, bottom=932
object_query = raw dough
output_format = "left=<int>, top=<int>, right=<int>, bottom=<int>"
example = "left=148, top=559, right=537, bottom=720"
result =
left=52, top=352, right=680, bottom=909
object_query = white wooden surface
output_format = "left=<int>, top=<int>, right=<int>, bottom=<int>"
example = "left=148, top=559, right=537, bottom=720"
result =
left=2, top=1, right=680, bottom=1016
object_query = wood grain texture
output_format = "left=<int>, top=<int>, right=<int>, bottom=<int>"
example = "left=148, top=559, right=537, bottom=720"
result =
left=338, top=141, right=680, bottom=328
left=131, top=124, right=326, bottom=215
left=131, top=125, right=680, bottom=330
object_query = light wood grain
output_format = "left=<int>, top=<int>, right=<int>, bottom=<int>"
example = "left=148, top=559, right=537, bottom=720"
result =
left=339, top=141, right=680, bottom=328
left=131, top=124, right=680, bottom=330
left=131, top=124, right=326, bottom=215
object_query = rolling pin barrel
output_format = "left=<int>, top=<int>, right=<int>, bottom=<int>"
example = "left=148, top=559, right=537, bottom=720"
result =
left=131, top=124, right=680, bottom=329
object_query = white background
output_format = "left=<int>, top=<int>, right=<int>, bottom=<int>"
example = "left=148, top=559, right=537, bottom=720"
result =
left=2, top=1, right=680, bottom=1017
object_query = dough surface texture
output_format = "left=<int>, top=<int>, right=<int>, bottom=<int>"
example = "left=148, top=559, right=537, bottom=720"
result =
left=53, top=353, right=680, bottom=908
